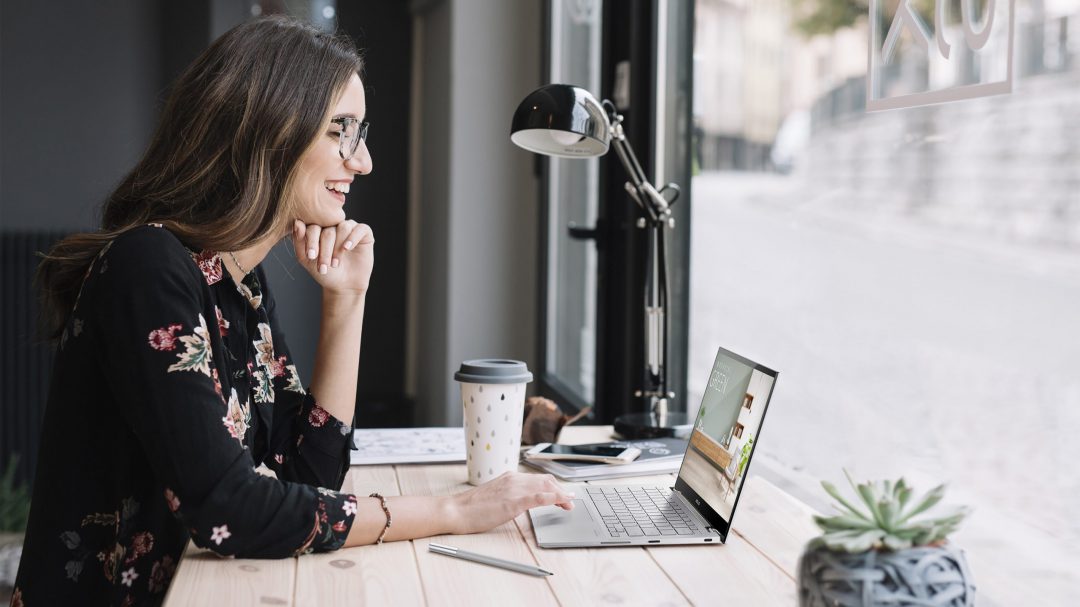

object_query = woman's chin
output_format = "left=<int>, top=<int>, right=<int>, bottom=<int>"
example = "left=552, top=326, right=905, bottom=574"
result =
left=297, top=210, right=347, bottom=228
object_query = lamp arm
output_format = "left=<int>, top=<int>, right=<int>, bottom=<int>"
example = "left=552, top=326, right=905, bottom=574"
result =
left=605, top=108, right=672, bottom=221
left=603, top=102, right=676, bottom=412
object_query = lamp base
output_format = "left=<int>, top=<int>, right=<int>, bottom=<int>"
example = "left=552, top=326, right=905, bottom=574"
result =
left=613, top=412, right=693, bottom=440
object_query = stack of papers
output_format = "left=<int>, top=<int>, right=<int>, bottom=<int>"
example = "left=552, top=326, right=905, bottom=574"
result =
left=351, top=427, right=466, bottom=465
left=521, top=438, right=687, bottom=481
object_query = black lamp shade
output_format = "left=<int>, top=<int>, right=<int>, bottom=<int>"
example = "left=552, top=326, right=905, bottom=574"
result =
left=509, top=84, right=610, bottom=157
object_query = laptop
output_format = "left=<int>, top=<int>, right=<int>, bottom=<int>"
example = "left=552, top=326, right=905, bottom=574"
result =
left=529, top=345, right=778, bottom=547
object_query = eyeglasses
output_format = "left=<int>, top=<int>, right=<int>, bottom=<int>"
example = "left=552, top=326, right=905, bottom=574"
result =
left=331, top=117, right=369, bottom=160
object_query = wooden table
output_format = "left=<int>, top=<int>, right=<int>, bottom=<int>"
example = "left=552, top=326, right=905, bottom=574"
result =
left=164, top=426, right=821, bottom=606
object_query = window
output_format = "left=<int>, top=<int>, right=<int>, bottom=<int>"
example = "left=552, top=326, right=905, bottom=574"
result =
left=687, top=0, right=1078, bottom=592
left=538, top=0, right=604, bottom=410
left=742, top=393, right=753, bottom=411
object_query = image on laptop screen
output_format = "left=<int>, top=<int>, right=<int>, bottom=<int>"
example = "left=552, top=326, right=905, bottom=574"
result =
left=677, top=347, right=777, bottom=524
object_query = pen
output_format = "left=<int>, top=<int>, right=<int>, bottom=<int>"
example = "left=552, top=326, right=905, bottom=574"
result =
left=427, top=542, right=553, bottom=576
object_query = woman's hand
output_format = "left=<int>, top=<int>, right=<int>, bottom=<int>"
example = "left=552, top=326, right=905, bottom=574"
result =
left=445, top=472, right=576, bottom=535
left=291, top=219, right=374, bottom=294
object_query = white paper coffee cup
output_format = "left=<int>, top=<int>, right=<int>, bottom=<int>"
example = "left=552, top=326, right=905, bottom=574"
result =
left=454, top=359, right=533, bottom=485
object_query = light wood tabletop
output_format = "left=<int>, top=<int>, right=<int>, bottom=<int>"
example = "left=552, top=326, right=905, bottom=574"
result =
left=164, top=425, right=820, bottom=606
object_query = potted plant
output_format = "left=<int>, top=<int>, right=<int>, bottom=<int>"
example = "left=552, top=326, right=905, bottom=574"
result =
left=798, top=471, right=976, bottom=607
left=0, top=456, right=30, bottom=601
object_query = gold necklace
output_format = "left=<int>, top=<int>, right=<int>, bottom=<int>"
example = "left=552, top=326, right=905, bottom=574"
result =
left=228, top=251, right=250, bottom=275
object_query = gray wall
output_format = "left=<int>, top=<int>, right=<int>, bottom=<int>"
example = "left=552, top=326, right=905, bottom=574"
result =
left=1, top=0, right=163, bottom=230
left=411, top=0, right=541, bottom=425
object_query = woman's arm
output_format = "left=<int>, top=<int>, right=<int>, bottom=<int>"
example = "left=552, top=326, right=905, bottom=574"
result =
left=308, top=290, right=365, bottom=424
left=293, top=219, right=374, bottom=424
left=343, top=472, right=576, bottom=547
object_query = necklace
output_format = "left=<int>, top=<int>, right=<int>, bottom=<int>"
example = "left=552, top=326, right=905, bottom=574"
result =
left=228, top=251, right=250, bottom=276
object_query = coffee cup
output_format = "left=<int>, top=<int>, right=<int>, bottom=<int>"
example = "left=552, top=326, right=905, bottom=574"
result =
left=454, top=359, right=533, bottom=485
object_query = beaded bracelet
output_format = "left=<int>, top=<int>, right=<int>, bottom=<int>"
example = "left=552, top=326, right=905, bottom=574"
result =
left=369, top=492, right=392, bottom=544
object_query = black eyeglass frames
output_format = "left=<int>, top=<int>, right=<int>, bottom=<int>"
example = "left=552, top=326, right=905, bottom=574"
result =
left=331, top=117, right=369, bottom=160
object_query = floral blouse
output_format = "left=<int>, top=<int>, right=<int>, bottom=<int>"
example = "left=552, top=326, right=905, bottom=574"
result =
left=12, top=225, right=358, bottom=607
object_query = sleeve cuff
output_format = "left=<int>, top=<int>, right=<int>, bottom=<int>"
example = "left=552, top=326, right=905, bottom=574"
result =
left=295, top=489, right=357, bottom=555
left=293, top=394, right=354, bottom=489
left=297, top=395, right=354, bottom=456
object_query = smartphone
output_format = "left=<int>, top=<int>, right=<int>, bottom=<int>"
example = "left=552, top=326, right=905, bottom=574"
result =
left=524, top=442, right=641, bottom=464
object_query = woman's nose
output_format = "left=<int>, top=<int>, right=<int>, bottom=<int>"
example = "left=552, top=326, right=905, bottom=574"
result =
left=346, top=140, right=373, bottom=175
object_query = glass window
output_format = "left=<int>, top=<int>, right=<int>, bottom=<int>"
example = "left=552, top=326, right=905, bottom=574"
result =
left=544, top=0, right=603, bottom=405
left=689, top=0, right=1078, bottom=599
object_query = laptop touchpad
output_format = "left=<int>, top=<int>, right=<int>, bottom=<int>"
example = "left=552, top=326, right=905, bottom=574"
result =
left=533, top=500, right=600, bottom=540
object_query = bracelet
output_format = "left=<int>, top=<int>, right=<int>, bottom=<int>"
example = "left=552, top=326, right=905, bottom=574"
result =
left=369, top=492, right=392, bottom=544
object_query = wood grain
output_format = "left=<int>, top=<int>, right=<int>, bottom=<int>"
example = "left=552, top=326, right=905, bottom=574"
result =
left=293, top=466, right=425, bottom=607
left=726, top=475, right=820, bottom=577
left=397, top=465, right=558, bottom=606
left=163, top=541, right=296, bottom=607
left=647, top=530, right=796, bottom=605
left=514, top=509, right=690, bottom=607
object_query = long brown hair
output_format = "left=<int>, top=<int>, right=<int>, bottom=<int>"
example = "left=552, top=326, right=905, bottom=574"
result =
left=36, top=16, right=363, bottom=337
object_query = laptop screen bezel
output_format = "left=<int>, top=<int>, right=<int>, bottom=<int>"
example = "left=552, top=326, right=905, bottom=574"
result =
left=673, top=346, right=779, bottom=543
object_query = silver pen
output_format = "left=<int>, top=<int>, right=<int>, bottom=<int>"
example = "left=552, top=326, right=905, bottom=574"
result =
left=427, top=542, right=553, bottom=576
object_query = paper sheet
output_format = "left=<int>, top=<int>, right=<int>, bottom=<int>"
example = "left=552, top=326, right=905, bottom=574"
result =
left=350, top=427, right=466, bottom=465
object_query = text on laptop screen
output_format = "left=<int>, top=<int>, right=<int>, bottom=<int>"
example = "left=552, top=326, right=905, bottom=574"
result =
left=678, top=348, right=776, bottom=523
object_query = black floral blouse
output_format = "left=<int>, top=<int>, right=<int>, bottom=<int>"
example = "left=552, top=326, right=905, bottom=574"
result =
left=12, top=225, right=358, bottom=607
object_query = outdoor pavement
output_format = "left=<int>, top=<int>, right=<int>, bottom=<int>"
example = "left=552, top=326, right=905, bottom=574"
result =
left=686, top=171, right=1080, bottom=604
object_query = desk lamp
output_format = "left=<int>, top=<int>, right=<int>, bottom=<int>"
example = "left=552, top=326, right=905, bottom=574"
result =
left=510, top=84, right=690, bottom=439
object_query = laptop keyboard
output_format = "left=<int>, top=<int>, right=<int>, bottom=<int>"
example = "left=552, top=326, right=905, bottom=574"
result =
left=585, top=486, right=705, bottom=538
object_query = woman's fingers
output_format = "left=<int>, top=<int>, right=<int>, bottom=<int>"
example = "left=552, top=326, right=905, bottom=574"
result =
left=343, top=222, right=374, bottom=251
left=305, top=224, right=322, bottom=263
left=291, top=220, right=307, bottom=264
left=332, top=220, right=359, bottom=266
left=318, top=226, right=337, bottom=274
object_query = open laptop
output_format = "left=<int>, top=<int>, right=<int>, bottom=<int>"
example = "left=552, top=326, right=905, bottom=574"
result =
left=529, top=345, right=778, bottom=546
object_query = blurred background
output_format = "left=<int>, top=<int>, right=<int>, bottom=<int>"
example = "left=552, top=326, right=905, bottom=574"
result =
left=686, top=0, right=1079, bottom=602
left=2, top=0, right=1077, bottom=603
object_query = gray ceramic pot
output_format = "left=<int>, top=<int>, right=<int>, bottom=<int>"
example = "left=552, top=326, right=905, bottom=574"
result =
left=0, top=532, right=22, bottom=599
left=798, top=544, right=976, bottom=607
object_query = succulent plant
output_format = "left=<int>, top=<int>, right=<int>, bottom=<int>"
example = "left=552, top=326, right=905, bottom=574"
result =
left=810, top=470, right=970, bottom=553
left=0, top=456, right=31, bottom=533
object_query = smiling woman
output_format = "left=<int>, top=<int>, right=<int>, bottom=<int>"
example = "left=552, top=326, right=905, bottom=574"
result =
left=14, top=16, right=573, bottom=606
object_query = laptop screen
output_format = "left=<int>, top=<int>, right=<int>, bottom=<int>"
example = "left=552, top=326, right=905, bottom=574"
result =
left=674, top=346, right=778, bottom=541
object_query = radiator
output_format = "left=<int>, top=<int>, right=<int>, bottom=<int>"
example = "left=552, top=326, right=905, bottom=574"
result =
left=1, top=231, right=70, bottom=488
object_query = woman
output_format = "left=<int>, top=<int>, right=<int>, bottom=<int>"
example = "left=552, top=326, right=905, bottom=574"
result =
left=13, top=16, right=572, bottom=606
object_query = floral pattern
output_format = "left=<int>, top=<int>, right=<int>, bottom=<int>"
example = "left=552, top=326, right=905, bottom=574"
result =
left=163, top=488, right=180, bottom=513
left=236, top=281, right=263, bottom=309
left=148, top=555, right=176, bottom=594
left=308, top=404, right=330, bottom=427
left=295, top=493, right=357, bottom=556
left=251, top=322, right=290, bottom=404
left=165, top=314, right=213, bottom=377
left=210, top=524, right=231, bottom=545
left=215, top=305, right=230, bottom=337
left=148, top=323, right=182, bottom=351
left=190, top=250, right=223, bottom=285
left=125, top=531, right=154, bottom=564
left=285, top=364, right=305, bottom=394
left=15, top=226, right=358, bottom=605
left=222, top=388, right=252, bottom=445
